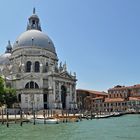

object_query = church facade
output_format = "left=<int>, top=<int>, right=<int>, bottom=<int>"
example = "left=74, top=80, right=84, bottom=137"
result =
left=0, top=9, right=77, bottom=110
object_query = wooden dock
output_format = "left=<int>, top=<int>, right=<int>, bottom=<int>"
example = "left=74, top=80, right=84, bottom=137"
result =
left=0, top=109, right=82, bottom=126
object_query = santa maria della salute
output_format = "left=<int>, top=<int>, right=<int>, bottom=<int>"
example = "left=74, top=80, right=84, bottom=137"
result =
left=0, top=8, right=77, bottom=110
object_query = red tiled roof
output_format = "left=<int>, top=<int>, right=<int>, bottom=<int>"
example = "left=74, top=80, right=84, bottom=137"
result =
left=129, top=97, right=140, bottom=101
left=104, top=98, right=124, bottom=103
left=77, top=89, right=108, bottom=96
left=92, top=97, right=104, bottom=100
left=108, top=84, right=140, bottom=91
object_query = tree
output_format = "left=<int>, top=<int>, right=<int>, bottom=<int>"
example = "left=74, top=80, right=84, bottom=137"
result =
left=0, top=76, right=4, bottom=92
left=0, top=76, right=17, bottom=108
left=0, top=76, right=5, bottom=106
left=4, top=87, right=17, bottom=108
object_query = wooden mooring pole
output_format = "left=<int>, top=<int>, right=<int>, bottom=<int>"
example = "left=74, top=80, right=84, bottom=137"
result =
left=79, top=110, right=82, bottom=121
left=6, top=109, right=9, bottom=127
left=1, top=109, right=4, bottom=124
left=46, top=110, right=48, bottom=118
left=48, top=109, right=49, bottom=118
left=67, top=110, right=69, bottom=122
left=66, top=110, right=68, bottom=123
left=51, top=109, right=52, bottom=117
left=33, top=110, right=36, bottom=125
left=20, top=109, right=23, bottom=126
left=43, top=110, right=46, bottom=124
left=14, top=109, right=17, bottom=124
left=62, top=110, right=64, bottom=123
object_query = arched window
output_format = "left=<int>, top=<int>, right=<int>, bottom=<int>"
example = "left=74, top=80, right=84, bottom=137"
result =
left=44, top=62, right=48, bottom=72
left=35, top=83, right=39, bottom=88
left=25, top=83, right=29, bottom=88
left=25, top=81, right=39, bottom=89
left=30, top=81, right=34, bottom=88
left=34, top=61, right=40, bottom=72
left=26, top=61, right=32, bottom=72
left=18, top=94, right=21, bottom=102
left=32, top=20, right=35, bottom=24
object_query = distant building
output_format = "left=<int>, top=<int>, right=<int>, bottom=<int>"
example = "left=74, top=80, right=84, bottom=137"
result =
left=76, top=89, right=108, bottom=111
left=0, top=9, right=77, bottom=110
left=77, top=84, right=140, bottom=113
left=107, top=84, right=140, bottom=112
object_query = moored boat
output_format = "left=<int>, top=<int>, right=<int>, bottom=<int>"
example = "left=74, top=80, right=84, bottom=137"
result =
left=29, top=117, right=60, bottom=124
left=94, top=113, right=114, bottom=119
left=112, top=112, right=122, bottom=117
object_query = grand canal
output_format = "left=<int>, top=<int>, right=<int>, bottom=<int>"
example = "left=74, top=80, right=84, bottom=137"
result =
left=0, top=114, right=140, bottom=140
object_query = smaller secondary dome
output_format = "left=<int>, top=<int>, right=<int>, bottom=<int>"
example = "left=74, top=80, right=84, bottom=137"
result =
left=5, top=40, right=12, bottom=53
left=13, top=30, right=56, bottom=53
left=0, top=41, right=12, bottom=65
left=0, top=53, right=11, bottom=65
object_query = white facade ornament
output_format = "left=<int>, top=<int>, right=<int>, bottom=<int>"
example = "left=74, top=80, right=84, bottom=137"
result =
left=63, top=62, right=67, bottom=71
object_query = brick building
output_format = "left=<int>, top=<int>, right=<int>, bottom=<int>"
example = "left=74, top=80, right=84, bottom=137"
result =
left=76, top=89, right=107, bottom=111
left=77, top=84, right=140, bottom=113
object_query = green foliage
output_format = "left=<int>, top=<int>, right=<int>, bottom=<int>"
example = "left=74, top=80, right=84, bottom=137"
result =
left=0, top=76, right=4, bottom=93
left=0, top=76, right=5, bottom=105
left=0, top=76, right=17, bottom=108
left=4, top=87, right=17, bottom=108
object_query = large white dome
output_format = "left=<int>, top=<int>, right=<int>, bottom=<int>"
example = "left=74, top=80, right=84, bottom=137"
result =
left=13, top=30, right=56, bottom=53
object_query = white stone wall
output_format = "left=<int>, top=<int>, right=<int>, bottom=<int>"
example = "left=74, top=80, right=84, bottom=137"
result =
left=21, top=94, right=43, bottom=110
left=5, top=45, right=77, bottom=110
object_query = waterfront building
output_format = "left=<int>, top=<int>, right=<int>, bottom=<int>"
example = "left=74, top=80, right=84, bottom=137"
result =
left=107, top=85, right=140, bottom=112
left=76, top=89, right=108, bottom=111
left=0, top=9, right=77, bottom=110
left=77, top=84, right=140, bottom=113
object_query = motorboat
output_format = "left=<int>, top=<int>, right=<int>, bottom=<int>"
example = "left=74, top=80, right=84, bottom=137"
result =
left=112, top=112, right=122, bottom=117
left=94, top=113, right=114, bottom=119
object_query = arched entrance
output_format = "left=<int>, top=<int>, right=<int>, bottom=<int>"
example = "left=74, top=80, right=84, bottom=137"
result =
left=61, top=85, right=67, bottom=109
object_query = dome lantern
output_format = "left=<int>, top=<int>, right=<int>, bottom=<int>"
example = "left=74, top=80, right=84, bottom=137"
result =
left=27, top=8, right=42, bottom=31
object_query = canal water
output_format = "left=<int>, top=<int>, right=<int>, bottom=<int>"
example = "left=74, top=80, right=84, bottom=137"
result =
left=0, top=114, right=140, bottom=140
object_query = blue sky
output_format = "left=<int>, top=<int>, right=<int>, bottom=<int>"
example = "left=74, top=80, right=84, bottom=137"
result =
left=0, top=0, right=140, bottom=91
